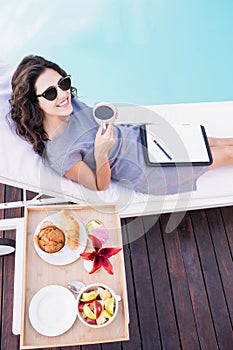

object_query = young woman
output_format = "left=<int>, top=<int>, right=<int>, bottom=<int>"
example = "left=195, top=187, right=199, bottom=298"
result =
left=9, top=55, right=233, bottom=195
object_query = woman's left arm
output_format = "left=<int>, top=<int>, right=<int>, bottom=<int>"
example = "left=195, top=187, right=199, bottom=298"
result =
left=64, top=124, right=115, bottom=191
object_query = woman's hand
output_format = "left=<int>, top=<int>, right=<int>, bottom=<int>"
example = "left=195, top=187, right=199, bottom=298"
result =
left=94, top=123, right=115, bottom=158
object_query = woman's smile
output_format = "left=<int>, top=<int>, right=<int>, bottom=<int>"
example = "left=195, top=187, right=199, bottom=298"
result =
left=56, top=97, right=70, bottom=108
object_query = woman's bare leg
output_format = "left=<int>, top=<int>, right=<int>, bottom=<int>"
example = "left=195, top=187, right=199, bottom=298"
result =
left=209, top=146, right=233, bottom=170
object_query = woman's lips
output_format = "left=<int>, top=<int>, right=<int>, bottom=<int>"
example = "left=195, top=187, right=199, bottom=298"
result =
left=57, top=98, right=69, bottom=107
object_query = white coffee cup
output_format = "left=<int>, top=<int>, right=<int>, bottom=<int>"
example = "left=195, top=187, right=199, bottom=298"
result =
left=93, top=102, right=118, bottom=131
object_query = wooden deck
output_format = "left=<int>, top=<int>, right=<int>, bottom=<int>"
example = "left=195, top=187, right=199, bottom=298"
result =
left=0, top=184, right=232, bottom=350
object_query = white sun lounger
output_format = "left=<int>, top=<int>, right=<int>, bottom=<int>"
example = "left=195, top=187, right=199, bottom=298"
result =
left=1, top=60, right=233, bottom=220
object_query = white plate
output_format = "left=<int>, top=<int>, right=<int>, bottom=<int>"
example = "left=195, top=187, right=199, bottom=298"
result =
left=29, top=285, right=77, bottom=336
left=33, top=212, right=87, bottom=265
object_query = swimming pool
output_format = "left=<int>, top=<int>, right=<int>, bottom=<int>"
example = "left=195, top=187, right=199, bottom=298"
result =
left=1, top=0, right=233, bottom=106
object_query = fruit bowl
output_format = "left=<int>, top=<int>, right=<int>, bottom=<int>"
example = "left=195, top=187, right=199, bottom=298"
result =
left=76, top=283, right=120, bottom=328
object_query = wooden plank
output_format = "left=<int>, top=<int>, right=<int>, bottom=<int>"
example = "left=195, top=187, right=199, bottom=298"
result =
left=102, top=341, right=122, bottom=350
left=160, top=214, right=200, bottom=350
left=121, top=218, right=141, bottom=350
left=190, top=210, right=233, bottom=350
left=142, top=215, right=181, bottom=350
left=40, top=348, right=60, bottom=350
left=177, top=213, right=218, bottom=349
left=205, top=208, right=233, bottom=326
left=82, top=345, right=101, bottom=350
left=25, top=190, right=39, bottom=201
left=221, top=206, right=233, bottom=257
left=126, top=216, right=161, bottom=350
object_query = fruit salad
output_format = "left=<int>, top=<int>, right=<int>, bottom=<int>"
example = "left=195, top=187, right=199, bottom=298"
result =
left=78, top=286, right=116, bottom=326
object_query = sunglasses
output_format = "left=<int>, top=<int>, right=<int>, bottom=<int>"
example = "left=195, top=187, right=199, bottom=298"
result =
left=36, top=75, right=71, bottom=101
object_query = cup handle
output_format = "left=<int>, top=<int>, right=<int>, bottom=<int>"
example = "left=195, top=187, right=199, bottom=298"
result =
left=102, top=122, right=107, bottom=133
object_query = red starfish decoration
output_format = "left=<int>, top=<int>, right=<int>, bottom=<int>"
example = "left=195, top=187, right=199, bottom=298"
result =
left=80, top=234, right=122, bottom=275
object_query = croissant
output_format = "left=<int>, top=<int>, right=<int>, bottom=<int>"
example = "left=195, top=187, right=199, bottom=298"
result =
left=58, top=210, right=80, bottom=250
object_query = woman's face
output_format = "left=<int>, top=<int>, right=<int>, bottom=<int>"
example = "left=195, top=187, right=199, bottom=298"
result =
left=35, top=68, right=73, bottom=120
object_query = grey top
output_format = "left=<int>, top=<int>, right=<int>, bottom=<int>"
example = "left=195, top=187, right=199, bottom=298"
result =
left=44, top=98, right=207, bottom=195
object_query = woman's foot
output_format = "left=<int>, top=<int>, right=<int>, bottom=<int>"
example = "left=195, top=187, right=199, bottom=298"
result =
left=209, top=145, right=233, bottom=169
left=208, top=137, right=233, bottom=147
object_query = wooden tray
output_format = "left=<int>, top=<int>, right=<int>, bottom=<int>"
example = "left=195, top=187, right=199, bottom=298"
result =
left=20, top=204, right=129, bottom=349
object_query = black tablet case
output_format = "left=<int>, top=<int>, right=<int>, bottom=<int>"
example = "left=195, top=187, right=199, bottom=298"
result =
left=140, top=123, right=213, bottom=167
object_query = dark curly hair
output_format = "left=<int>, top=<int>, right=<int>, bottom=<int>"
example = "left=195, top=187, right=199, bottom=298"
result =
left=9, top=55, right=77, bottom=156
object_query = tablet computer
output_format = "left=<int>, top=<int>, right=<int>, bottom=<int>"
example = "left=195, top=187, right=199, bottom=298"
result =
left=140, top=123, right=213, bottom=167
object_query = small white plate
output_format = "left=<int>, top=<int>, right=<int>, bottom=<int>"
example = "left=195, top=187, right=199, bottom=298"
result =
left=33, top=212, right=87, bottom=266
left=29, top=285, right=77, bottom=336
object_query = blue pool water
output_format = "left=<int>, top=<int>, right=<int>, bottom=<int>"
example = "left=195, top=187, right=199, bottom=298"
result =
left=2, top=0, right=233, bottom=106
